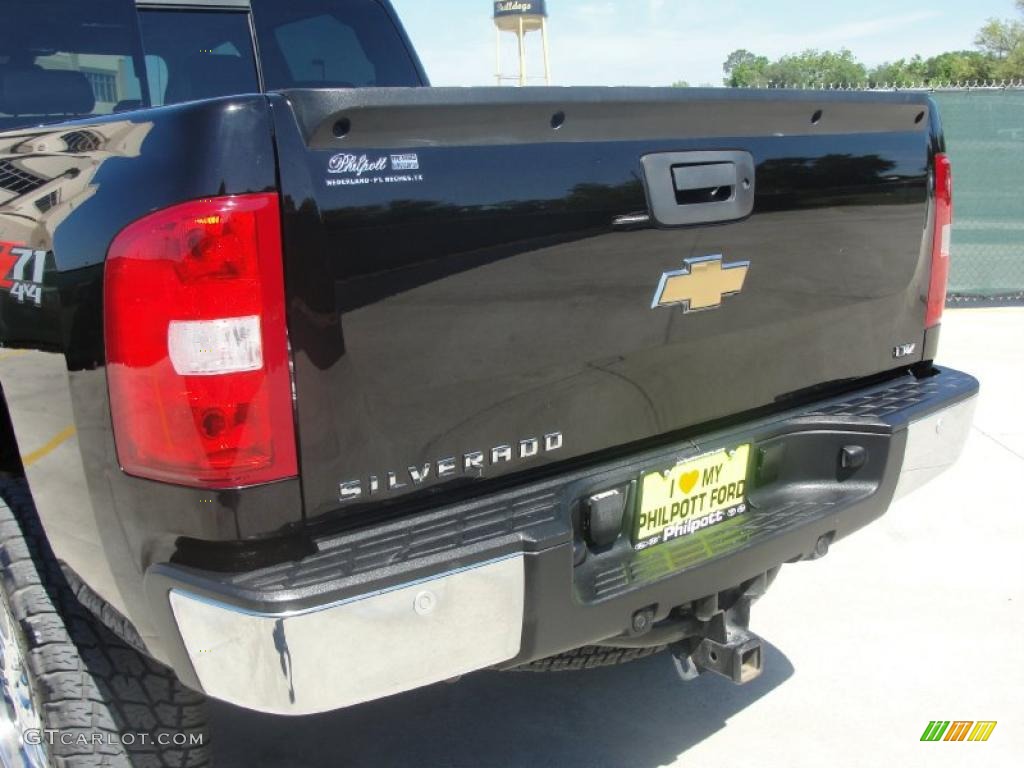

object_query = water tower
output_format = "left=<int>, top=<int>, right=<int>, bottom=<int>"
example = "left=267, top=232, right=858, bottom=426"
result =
left=493, top=1, right=550, bottom=86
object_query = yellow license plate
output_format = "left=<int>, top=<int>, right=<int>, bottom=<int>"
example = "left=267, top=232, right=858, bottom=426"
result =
left=634, top=444, right=751, bottom=550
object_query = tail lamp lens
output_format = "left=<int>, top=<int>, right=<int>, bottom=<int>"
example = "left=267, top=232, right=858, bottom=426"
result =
left=926, top=153, right=952, bottom=329
left=104, top=194, right=297, bottom=488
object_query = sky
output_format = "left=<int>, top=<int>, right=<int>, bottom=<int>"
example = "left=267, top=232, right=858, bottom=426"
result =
left=389, top=0, right=1020, bottom=86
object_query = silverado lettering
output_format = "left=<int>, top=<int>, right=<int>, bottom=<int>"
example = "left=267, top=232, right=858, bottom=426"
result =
left=339, top=432, right=565, bottom=502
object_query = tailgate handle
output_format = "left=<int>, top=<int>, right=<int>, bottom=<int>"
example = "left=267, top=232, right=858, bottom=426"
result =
left=672, top=162, right=737, bottom=203
left=642, top=151, right=755, bottom=227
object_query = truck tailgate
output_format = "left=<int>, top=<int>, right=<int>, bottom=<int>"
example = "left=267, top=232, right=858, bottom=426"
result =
left=269, top=88, right=936, bottom=520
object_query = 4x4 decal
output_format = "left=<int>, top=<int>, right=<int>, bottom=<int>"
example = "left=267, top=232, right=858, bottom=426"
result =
left=0, top=241, right=46, bottom=306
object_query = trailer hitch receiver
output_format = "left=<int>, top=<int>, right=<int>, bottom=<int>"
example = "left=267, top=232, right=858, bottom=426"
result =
left=689, top=629, right=764, bottom=684
left=670, top=584, right=766, bottom=685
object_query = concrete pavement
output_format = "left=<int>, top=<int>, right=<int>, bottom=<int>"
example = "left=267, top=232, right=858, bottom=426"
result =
left=209, top=308, right=1023, bottom=768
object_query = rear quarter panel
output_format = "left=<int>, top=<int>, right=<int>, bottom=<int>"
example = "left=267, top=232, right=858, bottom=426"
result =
left=0, top=96, right=301, bottom=662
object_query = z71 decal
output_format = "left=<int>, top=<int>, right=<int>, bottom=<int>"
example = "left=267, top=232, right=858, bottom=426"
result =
left=0, top=241, right=47, bottom=306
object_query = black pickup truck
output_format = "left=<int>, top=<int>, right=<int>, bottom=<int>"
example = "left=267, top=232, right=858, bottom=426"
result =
left=0, top=0, right=978, bottom=765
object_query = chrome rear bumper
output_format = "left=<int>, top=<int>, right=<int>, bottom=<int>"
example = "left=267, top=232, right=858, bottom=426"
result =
left=170, top=556, right=524, bottom=715
left=894, top=392, right=977, bottom=499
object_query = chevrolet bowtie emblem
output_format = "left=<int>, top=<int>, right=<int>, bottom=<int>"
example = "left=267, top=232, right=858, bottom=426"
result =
left=651, top=255, right=750, bottom=312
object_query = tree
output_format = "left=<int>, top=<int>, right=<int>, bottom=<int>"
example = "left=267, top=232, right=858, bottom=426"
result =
left=723, top=49, right=760, bottom=77
left=767, top=48, right=867, bottom=86
left=723, top=1, right=1024, bottom=89
left=871, top=51, right=997, bottom=84
left=671, top=80, right=690, bottom=88
left=868, top=56, right=928, bottom=85
left=998, top=45, right=1024, bottom=79
left=974, top=1, right=1024, bottom=77
left=721, top=49, right=769, bottom=86
left=975, top=18, right=1024, bottom=58
left=723, top=48, right=867, bottom=87
left=927, top=51, right=996, bottom=81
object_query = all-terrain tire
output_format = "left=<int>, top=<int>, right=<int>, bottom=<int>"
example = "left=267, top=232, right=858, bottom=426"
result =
left=0, top=477, right=209, bottom=767
left=510, top=644, right=667, bottom=672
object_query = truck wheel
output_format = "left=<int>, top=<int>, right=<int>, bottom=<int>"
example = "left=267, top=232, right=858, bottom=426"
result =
left=0, top=478, right=209, bottom=767
left=510, top=644, right=667, bottom=672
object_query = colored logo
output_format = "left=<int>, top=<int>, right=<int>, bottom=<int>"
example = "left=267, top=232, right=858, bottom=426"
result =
left=652, top=254, right=749, bottom=312
left=921, top=721, right=997, bottom=742
left=0, top=241, right=46, bottom=306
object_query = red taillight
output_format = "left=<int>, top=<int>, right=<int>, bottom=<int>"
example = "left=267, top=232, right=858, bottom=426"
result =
left=926, top=153, right=952, bottom=328
left=105, top=193, right=297, bottom=488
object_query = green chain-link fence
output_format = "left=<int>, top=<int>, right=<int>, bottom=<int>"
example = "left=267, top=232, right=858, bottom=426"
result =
left=933, top=88, right=1024, bottom=304
left=737, top=84, right=1024, bottom=303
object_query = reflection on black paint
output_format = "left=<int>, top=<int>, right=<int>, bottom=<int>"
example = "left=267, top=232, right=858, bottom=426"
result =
left=328, top=179, right=646, bottom=314
left=0, top=121, right=151, bottom=354
left=272, top=619, right=296, bottom=705
left=756, top=153, right=918, bottom=212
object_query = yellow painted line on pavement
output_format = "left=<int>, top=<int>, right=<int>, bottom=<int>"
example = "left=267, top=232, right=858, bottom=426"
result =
left=21, top=425, right=76, bottom=467
left=0, top=349, right=28, bottom=362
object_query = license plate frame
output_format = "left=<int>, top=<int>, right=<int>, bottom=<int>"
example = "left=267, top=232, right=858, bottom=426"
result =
left=633, top=444, right=751, bottom=551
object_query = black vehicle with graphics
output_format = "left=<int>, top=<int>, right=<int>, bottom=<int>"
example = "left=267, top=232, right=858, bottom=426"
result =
left=0, top=0, right=977, bottom=765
